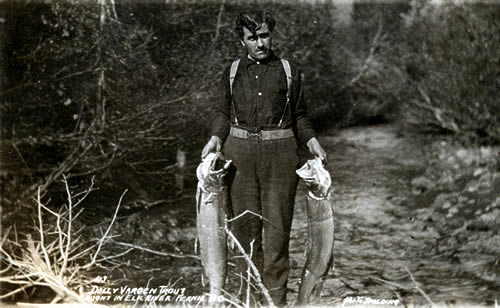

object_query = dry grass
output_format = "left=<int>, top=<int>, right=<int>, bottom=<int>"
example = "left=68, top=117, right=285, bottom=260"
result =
left=0, top=176, right=127, bottom=304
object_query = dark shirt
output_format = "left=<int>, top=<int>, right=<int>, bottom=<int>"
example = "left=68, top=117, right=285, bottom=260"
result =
left=211, top=53, right=316, bottom=146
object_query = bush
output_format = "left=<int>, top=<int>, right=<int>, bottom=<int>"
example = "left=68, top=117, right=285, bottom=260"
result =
left=2, top=1, right=499, bottom=215
left=395, top=1, right=500, bottom=144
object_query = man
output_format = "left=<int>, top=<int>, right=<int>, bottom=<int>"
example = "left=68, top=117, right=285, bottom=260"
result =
left=201, top=11, right=326, bottom=306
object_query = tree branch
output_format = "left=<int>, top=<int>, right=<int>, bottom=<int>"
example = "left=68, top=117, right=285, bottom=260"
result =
left=111, top=240, right=200, bottom=260
left=213, top=0, right=226, bottom=43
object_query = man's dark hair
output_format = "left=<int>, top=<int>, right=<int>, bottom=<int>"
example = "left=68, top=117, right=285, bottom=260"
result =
left=234, top=11, right=275, bottom=39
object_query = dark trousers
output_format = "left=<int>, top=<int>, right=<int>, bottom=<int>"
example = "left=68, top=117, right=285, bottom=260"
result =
left=223, top=135, right=299, bottom=306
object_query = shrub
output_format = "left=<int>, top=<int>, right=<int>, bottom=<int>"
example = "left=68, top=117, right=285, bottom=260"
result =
left=395, top=1, right=500, bottom=144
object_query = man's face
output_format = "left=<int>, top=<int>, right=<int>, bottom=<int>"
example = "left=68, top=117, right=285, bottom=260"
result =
left=241, top=23, right=272, bottom=61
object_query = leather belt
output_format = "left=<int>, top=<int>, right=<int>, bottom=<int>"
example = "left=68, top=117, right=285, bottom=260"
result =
left=230, top=126, right=294, bottom=140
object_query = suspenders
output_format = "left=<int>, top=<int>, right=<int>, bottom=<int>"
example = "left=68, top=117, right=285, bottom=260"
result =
left=229, top=59, right=241, bottom=95
left=279, top=59, right=293, bottom=128
left=229, top=59, right=241, bottom=126
left=229, top=58, right=293, bottom=128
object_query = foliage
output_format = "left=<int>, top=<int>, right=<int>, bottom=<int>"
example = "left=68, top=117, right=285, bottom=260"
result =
left=317, top=2, right=409, bottom=128
left=1, top=0, right=499, bottom=215
left=394, top=1, right=500, bottom=144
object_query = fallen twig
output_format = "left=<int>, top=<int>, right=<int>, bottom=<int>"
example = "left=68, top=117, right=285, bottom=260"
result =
left=89, top=189, right=127, bottom=267
left=225, top=228, right=275, bottom=307
left=111, top=240, right=200, bottom=260
left=404, top=266, right=435, bottom=306
left=227, top=210, right=285, bottom=236
left=370, top=266, right=435, bottom=307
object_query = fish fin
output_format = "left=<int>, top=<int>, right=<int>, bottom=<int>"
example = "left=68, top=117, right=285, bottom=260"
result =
left=229, top=236, right=235, bottom=250
left=195, top=186, right=202, bottom=214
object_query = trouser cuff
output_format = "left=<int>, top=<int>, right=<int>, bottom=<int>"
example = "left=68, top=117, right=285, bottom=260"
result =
left=267, top=286, right=287, bottom=307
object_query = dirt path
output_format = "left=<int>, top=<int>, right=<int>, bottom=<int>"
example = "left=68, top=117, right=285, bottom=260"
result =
left=287, top=124, right=499, bottom=306
left=115, top=124, right=498, bottom=307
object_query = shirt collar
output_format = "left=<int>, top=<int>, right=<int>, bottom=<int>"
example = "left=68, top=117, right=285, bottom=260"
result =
left=243, top=51, right=279, bottom=67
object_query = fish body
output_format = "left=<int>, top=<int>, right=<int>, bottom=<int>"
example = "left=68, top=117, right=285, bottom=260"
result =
left=196, top=152, right=232, bottom=297
left=296, top=158, right=335, bottom=304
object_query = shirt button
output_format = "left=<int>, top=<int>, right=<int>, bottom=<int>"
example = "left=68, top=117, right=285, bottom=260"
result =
left=257, top=92, right=262, bottom=96
left=255, top=75, right=259, bottom=79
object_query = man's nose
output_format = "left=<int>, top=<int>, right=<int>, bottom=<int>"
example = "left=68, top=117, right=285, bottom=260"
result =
left=257, top=38, right=265, bottom=48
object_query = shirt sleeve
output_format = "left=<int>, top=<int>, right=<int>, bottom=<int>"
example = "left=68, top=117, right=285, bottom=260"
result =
left=292, top=65, right=316, bottom=146
left=211, top=65, right=232, bottom=142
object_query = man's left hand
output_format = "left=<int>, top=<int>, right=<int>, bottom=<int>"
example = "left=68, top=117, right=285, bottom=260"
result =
left=306, top=137, right=327, bottom=162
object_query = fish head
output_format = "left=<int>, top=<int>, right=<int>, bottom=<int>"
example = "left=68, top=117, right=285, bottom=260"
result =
left=197, top=152, right=232, bottom=193
left=296, top=157, right=331, bottom=198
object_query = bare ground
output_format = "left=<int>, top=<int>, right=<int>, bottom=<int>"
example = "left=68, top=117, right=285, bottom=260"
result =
left=111, top=124, right=498, bottom=307
left=5, top=124, right=498, bottom=307
left=288, top=124, right=499, bottom=307
left=96, top=124, right=499, bottom=307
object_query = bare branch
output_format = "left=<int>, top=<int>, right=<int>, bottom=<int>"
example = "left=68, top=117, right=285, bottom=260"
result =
left=370, top=267, right=435, bottom=307
left=332, top=15, right=384, bottom=97
left=111, top=240, right=200, bottom=260
left=89, top=189, right=127, bottom=267
left=117, top=93, right=191, bottom=122
left=71, top=176, right=96, bottom=208
left=36, top=187, right=52, bottom=270
left=96, top=248, right=134, bottom=263
left=69, top=153, right=117, bottom=178
left=0, top=179, right=120, bottom=304
left=56, top=207, right=66, bottom=273
left=227, top=210, right=285, bottom=236
left=213, top=0, right=226, bottom=43
left=0, top=283, right=33, bottom=300
left=0, top=68, right=96, bottom=98
left=225, top=227, right=275, bottom=307
left=40, top=139, right=93, bottom=193
left=412, top=85, right=459, bottom=133
left=59, top=176, right=73, bottom=278
left=109, top=0, right=118, bottom=19
left=405, top=266, right=435, bottom=306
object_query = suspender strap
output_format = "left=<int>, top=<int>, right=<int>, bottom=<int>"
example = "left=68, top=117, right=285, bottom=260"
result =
left=229, top=59, right=240, bottom=126
left=278, top=59, right=292, bottom=128
left=281, top=59, right=292, bottom=99
left=229, top=59, right=240, bottom=95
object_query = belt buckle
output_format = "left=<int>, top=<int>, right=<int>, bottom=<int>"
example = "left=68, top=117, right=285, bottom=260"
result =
left=247, top=127, right=262, bottom=139
left=248, top=131, right=262, bottom=139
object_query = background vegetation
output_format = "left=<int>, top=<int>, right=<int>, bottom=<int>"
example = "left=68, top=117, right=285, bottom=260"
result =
left=0, top=0, right=499, bottom=304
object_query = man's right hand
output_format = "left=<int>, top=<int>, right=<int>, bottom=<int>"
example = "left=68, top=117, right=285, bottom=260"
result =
left=306, top=137, right=327, bottom=163
left=201, top=136, right=222, bottom=159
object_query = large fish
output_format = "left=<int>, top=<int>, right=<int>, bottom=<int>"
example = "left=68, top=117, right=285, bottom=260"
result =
left=196, top=152, right=232, bottom=298
left=296, top=158, right=334, bottom=305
